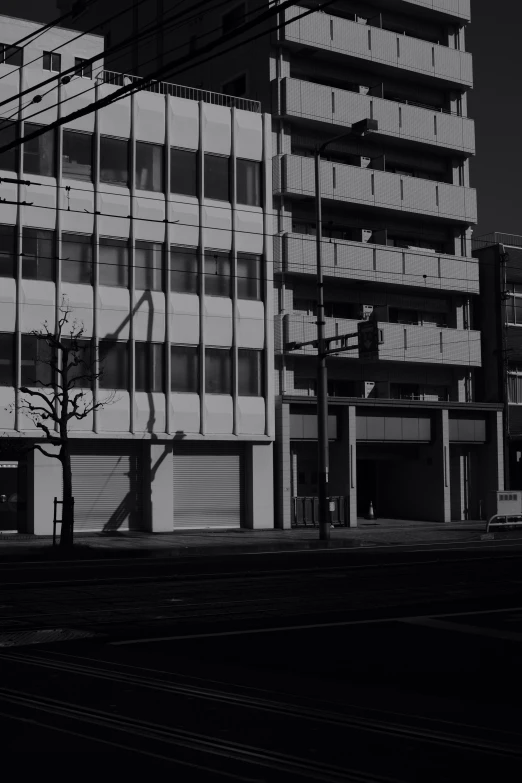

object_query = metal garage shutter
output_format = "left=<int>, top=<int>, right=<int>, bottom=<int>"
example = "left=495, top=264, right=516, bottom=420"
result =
left=173, top=446, right=244, bottom=529
left=70, top=446, right=143, bottom=533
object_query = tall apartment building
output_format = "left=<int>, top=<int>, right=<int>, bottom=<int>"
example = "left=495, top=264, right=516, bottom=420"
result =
left=473, top=233, right=522, bottom=492
left=58, top=0, right=504, bottom=525
left=0, top=14, right=274, bottom=535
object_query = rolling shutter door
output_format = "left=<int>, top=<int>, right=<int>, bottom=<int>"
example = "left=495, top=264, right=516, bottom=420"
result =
left=173, top=445, right=244, bottom=529
left=70, top=445, right=143, bottom=532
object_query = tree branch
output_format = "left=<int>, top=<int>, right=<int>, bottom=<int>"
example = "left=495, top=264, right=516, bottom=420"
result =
left=33, top=443, right=60, bottom=460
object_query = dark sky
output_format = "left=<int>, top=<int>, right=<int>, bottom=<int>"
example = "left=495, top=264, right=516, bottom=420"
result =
left=7, top=0, right=522, bottom=238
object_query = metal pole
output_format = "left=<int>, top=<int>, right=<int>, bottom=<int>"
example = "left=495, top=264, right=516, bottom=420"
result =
left=315, top=148, right=330, bottom=541
left=500, top=246, right=510, bottom=490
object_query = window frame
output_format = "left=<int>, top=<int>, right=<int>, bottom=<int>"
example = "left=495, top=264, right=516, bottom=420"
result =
left=135, top=240, right=164, bottom=292
left=98, top=340, right=129, bottom=390
left=21, top=334, right=54, bottom=387
left=204, top=249, right=231, bottom=298
left=98, top=236, right=129, bottom=288
left=21, top=228, right=55, bottom=282
left=135, top=140, right=164, bottom=193
left=135, top=342, right=165, bottom=393
left=238, top=349, right=264, bottom=397
left=23, top=122, right=56, bottom=177
left=0, top=332, right=15, bottom=387
left=62, top=129, right=93, bottom=182
left=74, top=57, right=92, bottom=78
left=63, top=337, right=94, bottom=389
left=61, top=232, right=93, bottom=285
left=99, top=135, right=130, bottom=187
left=0, top=119, right=18, bottom=173
left=205, top=347, right=232, bottom=395
left=170, top=245, right=199, bottom=294
left=204, top=153, right=230, bottom=202
left=236, top=158, right=262, bottom=207
left=0, top=224, right=16, bottom=278
left=0, top=44, right=22, bottom=67
left=170, top=344, right=199, bottom=394
left=237, top=252, right=262, bottom=301
left=170, top=147, right=198, bottom=197
left=43, top=51, right=61, bottom=72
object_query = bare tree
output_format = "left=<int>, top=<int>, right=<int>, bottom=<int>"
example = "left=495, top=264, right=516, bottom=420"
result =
left=5, top=301, right=116, bottom=547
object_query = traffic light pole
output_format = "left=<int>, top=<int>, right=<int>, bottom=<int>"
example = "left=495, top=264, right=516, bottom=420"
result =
left=314, top=148, right=330, bottom=541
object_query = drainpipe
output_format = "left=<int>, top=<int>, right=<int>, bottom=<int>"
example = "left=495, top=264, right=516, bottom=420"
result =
left=500, top=244, right=510, bottom=489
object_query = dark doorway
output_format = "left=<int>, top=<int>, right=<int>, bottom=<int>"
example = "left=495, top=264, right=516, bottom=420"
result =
left=357, top=459, right=378, bottom=517
left=0, top=462, right=21, bottom=532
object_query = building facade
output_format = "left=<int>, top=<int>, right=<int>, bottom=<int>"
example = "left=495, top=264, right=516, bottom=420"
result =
left=0, top=15, right=274, bottom=535
left=58, top=0, right=504, bottom=525
left=473, top=233, right=522, bottom=493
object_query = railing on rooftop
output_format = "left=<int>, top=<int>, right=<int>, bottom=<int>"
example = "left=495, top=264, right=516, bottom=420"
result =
left=472, top=233, right=522, bottom=251
left=100, top=70, right=262, bottom=113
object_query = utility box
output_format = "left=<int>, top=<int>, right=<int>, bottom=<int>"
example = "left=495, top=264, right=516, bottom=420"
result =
left=487, top=491, right=522, bottom=519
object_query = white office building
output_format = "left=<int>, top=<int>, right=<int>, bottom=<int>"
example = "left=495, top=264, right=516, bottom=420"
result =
left=0, top=16, right=274, bottom=535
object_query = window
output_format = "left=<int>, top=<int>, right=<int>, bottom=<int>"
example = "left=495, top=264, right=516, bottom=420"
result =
left=22, top=228, right=55, bottom=281
left=136, top=142, right=163, bottom=192
left=23, top=123, right=55, bottom=176
left=0, top=333, right=14, bottom=387
left=43, top=51, right=61, bottom=72
left=222, top=4, right=245, bottom=34
left=170, top=245, right=198, bottom=294
left=100, top=136, right=129, bottom=186
left=0, top=224, right=15, bottom=278
left=222, top=73, right=247, bottom=99
left=62, top=130, right=92, bottom=181
left=171, top=345, right=198, bottom=393
left=135, top=241, right=163, bottom=291
left=21, top=335, right=54, bottom=387
left=99, top=237, right=129, bottom=287
left=237, top=252, right=262, bottom=300
left=506, top=284, right=522, bottom=326
left=206, top=348, right=232, bottom=395
left=74, top=57, right=92, bottom=78
left=63, top=338, right=94, bottom=388
left=508, top=373, right=522, bottom=404
left=61, top=233, right=92, bottom=285
left=0, top=120, right=18, bottom=172
left=204, top=250, right=231, bottom=297
left=238, top=349, right=263, bottom=396
left=98, top=340, right=129, bottom=389
left=135, top=342, right=164, bottom=393
left=204, top=154, right=229, bottom=201
left=170, top=148, right=197, bottom=197
left=237, top=159, right=261, bottom=206
left=0, top=44, right=22, bottom=66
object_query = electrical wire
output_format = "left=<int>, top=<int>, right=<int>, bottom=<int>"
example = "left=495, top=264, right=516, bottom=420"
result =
left=0, top=0, right=100, bottom=53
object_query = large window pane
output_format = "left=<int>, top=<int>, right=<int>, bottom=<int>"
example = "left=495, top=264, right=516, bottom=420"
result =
left=74, top=57, right=92, bottom=78
left=170, top=148, right=197, bottom=197
left=136, top=142, right=164, bottom=192
left=204, top=250, right=231, bottom=297
left=170, top=246, right=198, bottom=293
left=0, top=333, right=14, bottom=387
left=171, top=345, right=198, bottom=393
left=99, top=237, right=129, bottom=287
left=204, top=154, right=229, bottom=201
left=237, top=159, right=261, bottom=206
left=23, top=123, right=55, bottom=176
left=21, top=335, right=53, bottom=387
left=237, top=252, right=262, bottom=300
left=205, top=348, right=231, bottom=395
left=62, top=233, right=93, bottom=285
left=99, top=340, right=128, bottom=389
left=1, top=45, right=22, bottom=66
left=0, top=120, right=17, bottom=172
left=22, top=228, right=55, bottom=281
left=63, top=338, right=93, bottom=388
left=62, top=130, right=92, bottom=181
left=0, top=224, right=15, bottom=278
left=135, top=241, right=163, bottom=291
left=136, top=342, right=164, bottom=393
left=238, top=349, right=263, bottom=396
left=100, top=136, right=129, bottom=186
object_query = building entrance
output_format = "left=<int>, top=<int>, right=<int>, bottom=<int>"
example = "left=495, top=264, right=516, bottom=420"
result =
left=0, top=462, right=21, bottom=533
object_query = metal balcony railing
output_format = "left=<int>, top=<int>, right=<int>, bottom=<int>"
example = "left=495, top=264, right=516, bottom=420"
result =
left=292, top=496, right=350, bottom=527
left=100, top=71, right=262, bottom=113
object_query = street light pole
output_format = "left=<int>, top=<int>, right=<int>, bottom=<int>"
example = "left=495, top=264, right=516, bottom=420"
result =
left=313, top=119, right=378, bottom=541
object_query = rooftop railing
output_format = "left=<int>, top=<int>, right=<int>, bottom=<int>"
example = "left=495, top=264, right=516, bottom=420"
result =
left=100, top=70, right=261, bottom=113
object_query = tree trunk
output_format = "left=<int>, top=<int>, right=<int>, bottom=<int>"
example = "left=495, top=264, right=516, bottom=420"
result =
left=60, top=443, right=74, bottom=548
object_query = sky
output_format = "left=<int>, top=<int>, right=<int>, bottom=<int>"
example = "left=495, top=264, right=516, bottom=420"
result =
left=5, top=0, right=522, bottom=238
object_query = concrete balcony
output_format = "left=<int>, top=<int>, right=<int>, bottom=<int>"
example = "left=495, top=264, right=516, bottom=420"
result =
left=281, top=7, right=472, bottom=88
left=282, top=314, right=481, bottom=367
left=274, top=154, right=477, bottom=225
left=275, top=233, right=479, bottom=295
left=402, top=0, right=470, bottom=21
left=279, top=78, right=475, bottom=156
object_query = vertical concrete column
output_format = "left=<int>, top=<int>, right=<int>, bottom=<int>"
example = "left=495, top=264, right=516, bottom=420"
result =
left=485, top=411, right=505, bottom=496
left=433, top=409, right=451, bottom=523
left=347, top=406, right=358, bottom=527
left=244, top=443, right=274, bottom=529
left=29, top=446, right=62, bottom=536
left=148, top=443, right=174, bottom=533
left=275, top=401, right=292, bottom=529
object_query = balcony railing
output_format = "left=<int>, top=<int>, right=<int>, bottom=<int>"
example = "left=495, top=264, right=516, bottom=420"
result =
left=275, top=154, right=477, bottom=224
left=279, top=78, right=475, bottom=155
left=282, top=314, right=481, bottom=367
left=402, top=0, right=470, bottom=21
left=280, top=7, right=472, bottom=88
left=274, top=233, right=479, bottom=295
left=100, top=71, right=262, bottom=113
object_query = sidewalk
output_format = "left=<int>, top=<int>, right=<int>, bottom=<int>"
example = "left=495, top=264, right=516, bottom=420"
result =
left=0, top=518, right=511, bottom=563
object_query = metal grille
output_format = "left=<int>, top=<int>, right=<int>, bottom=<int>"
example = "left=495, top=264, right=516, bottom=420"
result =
left=173, top=445, right=244, bottom=529
left=101, top=71, right=261, bottom=113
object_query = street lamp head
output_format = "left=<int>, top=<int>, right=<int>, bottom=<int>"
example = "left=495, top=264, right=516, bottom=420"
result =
left=351, top=118, right=379, bottom=135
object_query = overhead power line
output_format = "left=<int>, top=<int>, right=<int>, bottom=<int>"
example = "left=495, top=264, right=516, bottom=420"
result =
left=0, top=0, right=336, bottom=158
left=2, top=0, right=100, bottom=52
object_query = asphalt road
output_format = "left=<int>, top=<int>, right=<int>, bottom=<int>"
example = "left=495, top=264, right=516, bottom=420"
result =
left=1, top=548, right=522, bottom=780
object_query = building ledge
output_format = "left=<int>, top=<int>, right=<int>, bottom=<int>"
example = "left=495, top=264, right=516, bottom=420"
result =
left=282, top=395, right=503, bottom=412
